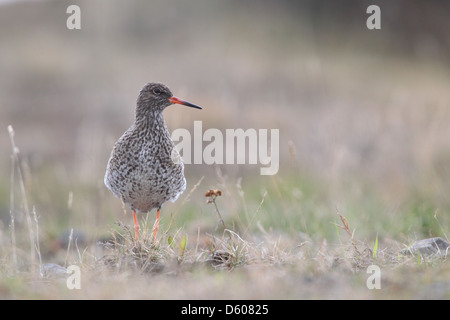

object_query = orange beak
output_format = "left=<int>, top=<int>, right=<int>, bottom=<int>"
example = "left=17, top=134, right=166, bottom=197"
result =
left=169, top=96, right=202, bottom=110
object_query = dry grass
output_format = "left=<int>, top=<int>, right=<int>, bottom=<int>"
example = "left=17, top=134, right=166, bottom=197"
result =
left=2, top=120, right=450, bottom=299
left=1, top=150, right=448, bottom=299
left=2, top=217, right=448, bottom=299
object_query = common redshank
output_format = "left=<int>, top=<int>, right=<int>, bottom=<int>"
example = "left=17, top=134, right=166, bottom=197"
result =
left=104, top=82, right=202, bottom=244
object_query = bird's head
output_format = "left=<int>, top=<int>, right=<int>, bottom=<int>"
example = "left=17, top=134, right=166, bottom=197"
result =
left=137, top=82, right=202, bottom=113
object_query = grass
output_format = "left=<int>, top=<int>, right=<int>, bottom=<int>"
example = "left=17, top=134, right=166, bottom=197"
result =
left=3, top=217, right=447, bottom=299
left=0, top=124, right=450, bottom=299
left=1, top=126, right=449, bottom=299
left=1, top=129, right=449, bottom=299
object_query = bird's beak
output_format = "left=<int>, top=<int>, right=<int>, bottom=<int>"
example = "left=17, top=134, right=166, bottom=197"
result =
left=169, top=96, right=202, bottom=110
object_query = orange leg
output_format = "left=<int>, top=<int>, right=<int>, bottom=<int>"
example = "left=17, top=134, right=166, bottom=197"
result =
left=152, top=209, right=160, bottom=244
left=133, top=210, right=140, bottom=244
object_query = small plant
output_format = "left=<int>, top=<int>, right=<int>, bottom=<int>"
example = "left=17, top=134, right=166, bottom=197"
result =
left=205, top=189, right=226, bottom=230
left=100, top=221, right=167, bottom=273
left=334, top=210, right=360, bottom=258
left=372, top=234, right=378, bottom=260
left=207, top=230, right=249, bottom=270
left=168, top=234, right=188, bottom=263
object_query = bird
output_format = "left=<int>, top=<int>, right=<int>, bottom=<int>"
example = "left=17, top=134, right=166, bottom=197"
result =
left=104, top=82, right=202, bottom=244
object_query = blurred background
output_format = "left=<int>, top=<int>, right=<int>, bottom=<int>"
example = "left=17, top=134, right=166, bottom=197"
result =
left=1, top=0, right=449, bottom=250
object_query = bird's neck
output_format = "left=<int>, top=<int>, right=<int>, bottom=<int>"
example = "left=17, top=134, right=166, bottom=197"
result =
left=135, top=109, right=167, bottom=130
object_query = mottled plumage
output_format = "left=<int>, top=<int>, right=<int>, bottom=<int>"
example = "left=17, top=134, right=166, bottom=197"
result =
left=104, top=82, right=201, bottom=242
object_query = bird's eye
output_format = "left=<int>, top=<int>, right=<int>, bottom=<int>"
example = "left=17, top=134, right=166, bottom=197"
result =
left=153, top=88, right=162, bottom=95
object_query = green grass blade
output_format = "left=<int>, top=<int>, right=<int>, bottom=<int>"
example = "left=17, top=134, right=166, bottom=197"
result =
left=372, top=234, right=378, bottom=259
